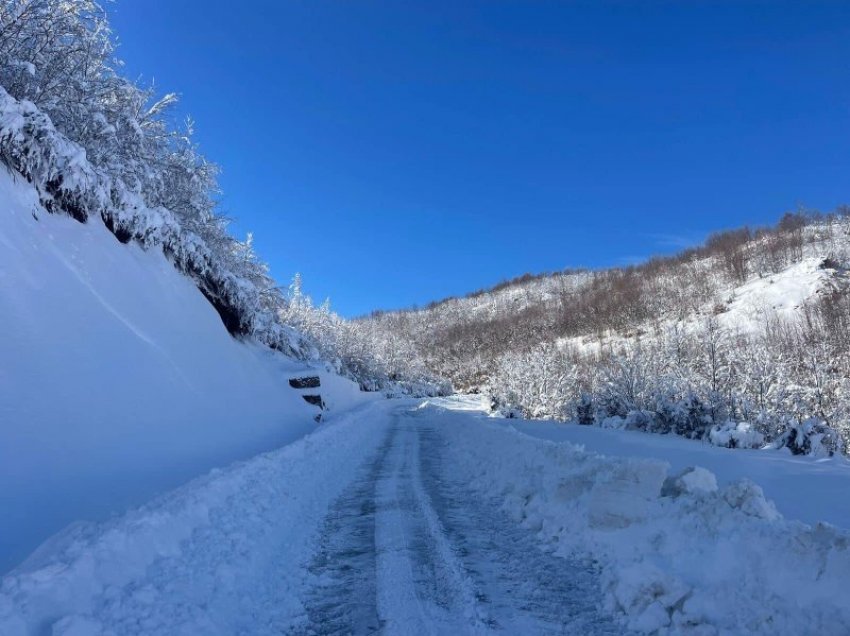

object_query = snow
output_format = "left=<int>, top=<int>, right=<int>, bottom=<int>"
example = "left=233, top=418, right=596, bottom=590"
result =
left=4, top=396, right=850, bottom=634
left=476, top=401, right=850, bottom=529
left=0, top=168, right=372, bottom=573
left=0, top=399, right=625, bottom=635
left=2, top=127, right=849, bottom=632
left=555, top=255, right=836, bottom=358
left=4, top=174, right=849, bottom=635
left=708, top=421, right=765, bottom=449
left=0, top=399, right=397, bottom=636
left=718, top=256, right=832, bottom=333
left=312, top=367, right=376, bottom=414
left=429, top=397, right=850, bottom=634
left=664, top=466, right=718, bottom=496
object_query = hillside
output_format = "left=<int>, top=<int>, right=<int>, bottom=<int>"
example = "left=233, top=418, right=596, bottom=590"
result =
left=0, top=0, right=434, bottom=572
left=0, top=164, right=381, bottom=571
left=365, top=212, right=850, bottom=453
left=0, top=0, right=439, bottom=398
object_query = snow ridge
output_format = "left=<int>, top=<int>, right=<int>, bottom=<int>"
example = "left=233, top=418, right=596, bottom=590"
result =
left=430, top=398, right=850, bottom=635
left=0, top=401, right=390, bottom=636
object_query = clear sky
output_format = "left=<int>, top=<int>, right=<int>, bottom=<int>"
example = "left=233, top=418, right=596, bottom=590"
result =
left=108, top=1, right=850, bottom=317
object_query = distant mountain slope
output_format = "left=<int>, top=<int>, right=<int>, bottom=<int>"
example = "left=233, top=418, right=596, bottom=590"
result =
left=365, top=212, right=850, bottom=453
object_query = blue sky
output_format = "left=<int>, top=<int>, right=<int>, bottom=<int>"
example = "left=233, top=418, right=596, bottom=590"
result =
left=108, top=1, right=850, bottom=316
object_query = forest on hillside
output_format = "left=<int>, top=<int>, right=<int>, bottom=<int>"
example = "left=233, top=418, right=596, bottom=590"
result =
left=366, top=211, right=850, bottom=455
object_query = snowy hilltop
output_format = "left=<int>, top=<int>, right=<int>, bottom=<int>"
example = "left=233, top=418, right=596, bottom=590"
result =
left=366, top=213, right=850, bottom=456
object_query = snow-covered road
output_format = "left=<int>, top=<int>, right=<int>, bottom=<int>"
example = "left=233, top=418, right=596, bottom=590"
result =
left=0, top=400, right=622, bottom=635
left=297, top=407, right=622, bottom=635
left=3, top=398, right=850, bottom=635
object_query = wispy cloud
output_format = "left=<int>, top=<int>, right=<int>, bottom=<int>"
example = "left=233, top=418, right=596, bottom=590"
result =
left=643, top=232, right=704, bottom=250
left=616, top=255, right=648, bottom=266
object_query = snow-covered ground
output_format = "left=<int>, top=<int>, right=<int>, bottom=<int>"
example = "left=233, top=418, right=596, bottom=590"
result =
left=718, top=256, right=834, bottom=332
left=2, top=397, right=849, bottom=635
left=0, top=168, right=372, bottom=572
left=0, top=399, right=625, bottom=635
left=0, top=399, right=397, bottom=636
left=430, top=396, right=850, bottom=635
left=483, top=400, right=850, bottom=529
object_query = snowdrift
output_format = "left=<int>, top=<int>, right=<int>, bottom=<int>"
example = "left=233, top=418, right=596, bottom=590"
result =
left=0, top=168, right=363, bottom=572
left=430, top=398, right=850, bottom=635
left=0, top=400, right=394, bottom=636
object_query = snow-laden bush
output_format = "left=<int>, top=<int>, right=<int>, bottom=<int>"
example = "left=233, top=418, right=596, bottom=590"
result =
left=477, top=310, right=850, bottom=456
left=624, top=409, right=655, bottom=432
left=575, top=393, right=595, bottom=425
left=709, top=421, right=766, bottom=449
left=655, top=393, right=713, bottom=439
left=775, top=419, right=845, bottom=457
left=599, top=415, right=627, bottom=430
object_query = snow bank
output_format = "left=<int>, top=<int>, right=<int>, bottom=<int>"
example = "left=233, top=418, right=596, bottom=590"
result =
left=493, top=409, right=850, bottom=530
left=0, top=400, right=397, bottom=635
left=430, top=400, right=850, bottom=635
left=0, top=168, right=368, bottom=572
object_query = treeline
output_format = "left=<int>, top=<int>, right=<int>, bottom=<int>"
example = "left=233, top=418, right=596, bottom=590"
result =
left=0, top=0, right=298, bottom=350
left=366, top=212, right=850, bottom=455
left=492, top=304, right=848, bottom=456
left=0, top=0, right=440, bottom=394
left=280, top=275, right=449, bottom=396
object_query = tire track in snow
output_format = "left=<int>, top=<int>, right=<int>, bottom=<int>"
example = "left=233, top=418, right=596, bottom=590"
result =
left=296, top=426, right=395, bottom=635
left=298, top=414, right=479, bottom=634
left=298, top=405, right=624, bottom=635
left=373, top=416, right=486, bottom=634
left=415, top=410, right=626, bottom=635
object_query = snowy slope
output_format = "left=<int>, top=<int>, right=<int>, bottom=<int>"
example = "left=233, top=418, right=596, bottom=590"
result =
left=718, top=257, right=833, bottom=331
left=0, top=168, right=369, bottom=572
left=556, top=254, right=840, bottom=357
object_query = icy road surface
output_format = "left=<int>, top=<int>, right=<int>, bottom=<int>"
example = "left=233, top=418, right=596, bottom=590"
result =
left=296, top=407, right=621, bottom=635
left=3, top=397, right=850, bottom=635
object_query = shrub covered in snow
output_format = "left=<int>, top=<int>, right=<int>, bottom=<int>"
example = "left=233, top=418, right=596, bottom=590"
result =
left=623, top=409, right=655, bottom=432
left=473, top=310, right=850, bottom=456
left=775, top=418, right=845, bottom=457
left=709, top=421, right=766, bottom=449
left=599, top=415, right=627, bottom=430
